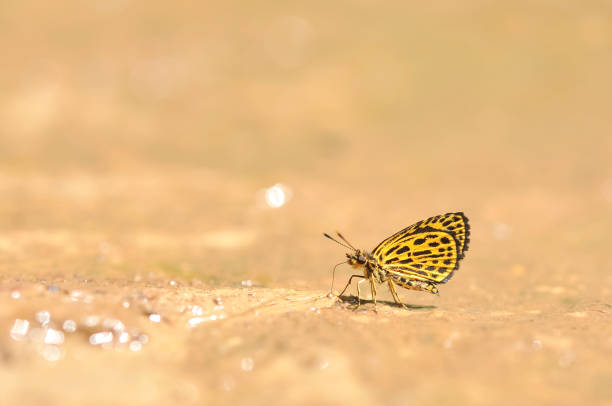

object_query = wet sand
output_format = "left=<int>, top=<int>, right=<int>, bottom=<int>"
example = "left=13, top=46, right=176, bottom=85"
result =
left=2, top=276, right=611, bottom=405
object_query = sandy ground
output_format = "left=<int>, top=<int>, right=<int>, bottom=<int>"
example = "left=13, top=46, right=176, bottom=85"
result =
left=2, top=1, right=612, bottom=405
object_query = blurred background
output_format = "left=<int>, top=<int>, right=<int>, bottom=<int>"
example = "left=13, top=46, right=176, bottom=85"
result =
left=1, top=1, right=612, bottom=405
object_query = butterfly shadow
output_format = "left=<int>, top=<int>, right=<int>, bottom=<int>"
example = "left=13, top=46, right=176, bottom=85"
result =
left=337, top=295, right=436, bottom=310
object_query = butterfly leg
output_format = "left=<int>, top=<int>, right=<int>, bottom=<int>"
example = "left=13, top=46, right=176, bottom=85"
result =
left=355, top=278, right=369, bottom=309
left=387, top=279, right=408, bottom=309
left=338, top=275, right=365, bottom=297
left=369, top=278, right=378, bottom=312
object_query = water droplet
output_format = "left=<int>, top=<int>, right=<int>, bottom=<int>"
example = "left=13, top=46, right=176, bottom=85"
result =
left=192, top=306, right=203, bottom=316
left=149, top=314, right=161, bottom=323
left=262, top=183, right=292, bottom=208
left=62, top=320, right=77, bottom=333
left=35, top=311, right=51, bottom=326
left=241, top=357, right=254, bottom=372
left=213, top=297, right=223, bottom=305
left=119, top=332, right=130, bottom=343
left=11, top=290, right=21, bottom=299
left=241, top=280, right=253, bottom=287
left=121, top=299, right=131, bottom=308
left=10, top=319, right=30, bottom=341
left=41, top=345, right=62, bottom=362
left=70, top=290, right=84, bottom=301
left=83, top=315, right=100, bottom=327
left=169, top=280, right=177, bottom=287
left=44, top=328, right=64, bottom=345
left=314, top=357, right=330, bottom=370
left=532, top=340, right=542, bottom=351
left=129, top=341, right=143, bottom=352
left=89, top=331, right=114, bottom=345
left=102, top=318, right=125, bottom=332
left=188, top=317, right=205, bottom=327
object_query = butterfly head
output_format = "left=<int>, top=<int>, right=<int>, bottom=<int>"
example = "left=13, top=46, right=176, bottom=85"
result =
left=324, top=231, right=369, bottom=267
left=346, top=250, right=368, bottom=266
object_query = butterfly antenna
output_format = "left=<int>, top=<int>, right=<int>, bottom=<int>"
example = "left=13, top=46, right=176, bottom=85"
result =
left=329, top=260, right=348, bottom=295
left=323, top=233, right=353, bottom=250
left=335, top=231, right=357, bottom=250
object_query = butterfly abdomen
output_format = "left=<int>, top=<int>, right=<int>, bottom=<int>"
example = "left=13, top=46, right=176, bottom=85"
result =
left=392, top=276, right=440, bottom=295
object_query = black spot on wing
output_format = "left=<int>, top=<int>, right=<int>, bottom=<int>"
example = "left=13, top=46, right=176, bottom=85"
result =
left=396, top=246, right=410, bottom=255
left=385, top=245, right=399, bottom=256
left=374, top=213, right=470, bottom=286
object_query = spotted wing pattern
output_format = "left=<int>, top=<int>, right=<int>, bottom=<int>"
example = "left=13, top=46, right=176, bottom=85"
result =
left=372, top=213, right=470, bottom=284
left=375, top=230, right=460, bottom=283
left=373, top=212, right=469, bottom=259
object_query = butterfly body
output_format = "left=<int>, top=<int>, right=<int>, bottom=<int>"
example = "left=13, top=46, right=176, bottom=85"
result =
left=346, top=250, right=385, bottom=283
left=326, top=212, right=470, bottom=308
left=346, top=248, right=439, bottom=296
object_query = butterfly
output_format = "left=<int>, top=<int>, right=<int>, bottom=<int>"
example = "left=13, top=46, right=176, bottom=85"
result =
left=324, top=212, right=470, bottom=309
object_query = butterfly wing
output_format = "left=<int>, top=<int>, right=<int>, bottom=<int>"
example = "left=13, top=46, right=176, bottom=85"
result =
left=372, top=213, right=470, bottom=284
left=372, top=212, right=469, bottom=260
left=423, top=212, right=469, bottom=257
left=375, top=229, right=461, bottom=283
